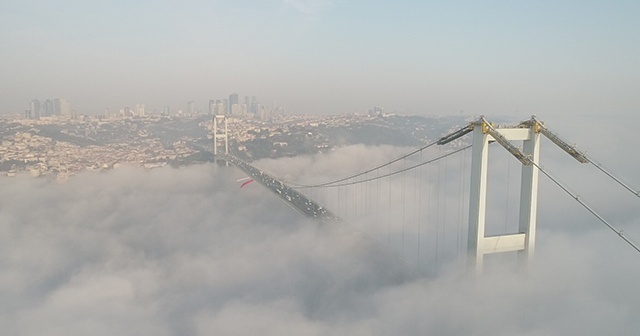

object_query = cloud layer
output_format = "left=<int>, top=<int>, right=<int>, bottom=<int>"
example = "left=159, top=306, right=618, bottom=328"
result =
left=1, top=140, right=639, bottom=335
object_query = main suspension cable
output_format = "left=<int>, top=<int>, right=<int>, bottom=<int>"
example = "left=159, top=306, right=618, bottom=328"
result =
left=308, top=145, right=472, bottom=189
left=538, top=123, right=640, bottom=200
left=285, top=139, right=442, bottom=188
left=532, top=161, right=640, bottom=254
left=587, top=158, right=640, bottom=199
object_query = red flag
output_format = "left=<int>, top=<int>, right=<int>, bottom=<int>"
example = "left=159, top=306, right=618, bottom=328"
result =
left=240, top=179, right=254, bottom=188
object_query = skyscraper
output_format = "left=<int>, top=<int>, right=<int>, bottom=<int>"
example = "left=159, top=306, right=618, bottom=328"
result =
left=229, top=93, right=238, bottom=114
left=54, top=98, right=71, bottom=116
left=187, top=101, right=196, bottom=115
left=251, top=96, right=258, bottom=114
left=135, top=104, right=145, bottom=117
left=44, top=99, right=53, bottom=117
left=215, top=100, right=225, bottom=115
left=30, top=99, right=41, bottom=119
left=208, top=99, right=215, bottom=115
left=60, top=99, right=71, bottom=116
left=54, top=99, right=61, bottom=115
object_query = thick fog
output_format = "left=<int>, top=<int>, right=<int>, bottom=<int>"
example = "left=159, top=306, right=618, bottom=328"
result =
left=2, top=119, right=640, bottom=335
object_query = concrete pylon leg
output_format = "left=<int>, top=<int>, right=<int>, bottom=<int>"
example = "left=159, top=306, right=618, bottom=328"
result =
left=468, top=124, right=489, bottom=274
left=213, top=114, right=229, bottom=166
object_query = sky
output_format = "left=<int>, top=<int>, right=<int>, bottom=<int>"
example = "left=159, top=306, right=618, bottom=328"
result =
left=1, top=131, right=639, bottom=334
left=1, top=0, right=639, bottom=116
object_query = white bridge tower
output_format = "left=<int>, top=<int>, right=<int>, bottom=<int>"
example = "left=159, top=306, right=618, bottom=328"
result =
left=466, top=118, right=541, bottom=274
left=213, top=114, right=229, bottom=165
left=440, top=116, right=589, bottom=274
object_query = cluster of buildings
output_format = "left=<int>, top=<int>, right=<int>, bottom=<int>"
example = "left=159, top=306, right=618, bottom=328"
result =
left=233, top=112, right=387, bottom=141
left=104, top=104, right=147, bottom=119
left=24, top=98, right=73, bottom=119
left=4, top=97, right=408, bottom=179
left=0, top=118, right=200, bottom=180
left=221, top=112, right=387, bottom=158
left=22, top=92, right=285, bottom=122
left=96, top=93, right=284, bottom=121
left=206, top=93, right=283, bottom=121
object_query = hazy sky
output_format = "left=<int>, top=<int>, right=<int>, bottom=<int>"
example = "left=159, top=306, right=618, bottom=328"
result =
left=1, top=0, right=639, bottom=115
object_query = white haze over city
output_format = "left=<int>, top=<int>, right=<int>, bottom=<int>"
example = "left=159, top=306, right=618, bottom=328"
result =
left=2, top=1, right=639, bottom=116
left=1, top=115, right=639, bottom=335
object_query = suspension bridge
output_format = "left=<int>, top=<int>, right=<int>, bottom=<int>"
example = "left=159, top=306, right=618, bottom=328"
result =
left=212, top=115, right=640, bottom=275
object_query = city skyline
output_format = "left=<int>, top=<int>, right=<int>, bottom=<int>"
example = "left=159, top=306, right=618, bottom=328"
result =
left=20, top=92, right=284, bottom=119
left=1, top=1, right=639, bottom=117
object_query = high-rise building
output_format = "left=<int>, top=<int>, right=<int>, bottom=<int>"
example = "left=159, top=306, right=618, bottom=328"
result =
left=229, top=93, right=238, bottom=114
left=369, top=106, right=384, bottom=116
left=54, top=99, right=61, bottom=115
left=208, top=99, right=216, bottom=115
left=215, top=100, right=225, bottom=115
left=54, top=98, right=71, bottom=116
left=44, top=99, right=54, bottom=117
left=259, top=104, right=270, bottom=121
left=241, top=103, right=248, bottom=116
left=30, top=99, right=41, bottom=119
left=251, top=96, right=258, bottom=114
left=230, top=103, right=241, bottom=115
left=135, top=104, right=145, bottom=117
left=163, top=105, right=170, bottom=116
left=187, top=101, right=196, bottom=115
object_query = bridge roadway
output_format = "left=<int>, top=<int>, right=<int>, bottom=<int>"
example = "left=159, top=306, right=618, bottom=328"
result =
left=217, top=153, right=341, bottom=224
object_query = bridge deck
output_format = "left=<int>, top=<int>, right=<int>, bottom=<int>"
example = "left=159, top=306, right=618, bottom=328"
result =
left=218, top=154, right=341, bottom=224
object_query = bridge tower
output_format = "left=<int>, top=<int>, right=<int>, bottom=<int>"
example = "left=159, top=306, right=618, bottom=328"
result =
left=467, top=118, right=541, bottom=274
left=213, top=114, right=229, bottom=165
